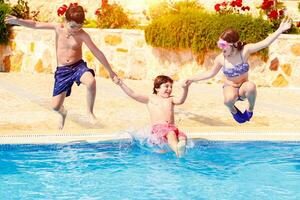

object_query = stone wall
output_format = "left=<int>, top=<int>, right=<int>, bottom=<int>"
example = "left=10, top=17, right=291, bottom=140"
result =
left=0, top=45, right=11, bottom=72
left=268, top=34, right=300, bottom=87
left=1, top=27, right=300, bottom=88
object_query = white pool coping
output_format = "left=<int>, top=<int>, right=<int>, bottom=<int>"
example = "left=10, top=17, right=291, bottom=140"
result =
left=1, top=131, right=300, bottom=144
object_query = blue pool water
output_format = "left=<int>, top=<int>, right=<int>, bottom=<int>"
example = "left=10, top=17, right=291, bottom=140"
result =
left=0, top=140, right=299, bottom=200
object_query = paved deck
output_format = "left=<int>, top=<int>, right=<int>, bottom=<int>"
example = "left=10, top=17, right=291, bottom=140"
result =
left=1, top=73, right=300, bottom=143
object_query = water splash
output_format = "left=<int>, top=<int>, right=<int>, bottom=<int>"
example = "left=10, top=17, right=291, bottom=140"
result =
left=123, top=126, right=170, bottom=153
left=122, top=126, right=195, bottom=155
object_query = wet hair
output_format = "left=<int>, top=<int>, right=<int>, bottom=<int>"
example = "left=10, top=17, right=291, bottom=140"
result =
left=220, top=28, right=245, bottom=51
left=65, top=5, right=85, bottom=24
left=153, top=75, right=173, bottom=94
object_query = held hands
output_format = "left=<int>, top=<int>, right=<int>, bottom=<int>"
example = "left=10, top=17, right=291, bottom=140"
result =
left=4, top=15, right=18, bottom=25
left=113, top=76, right=122, bottom=85
left=278, top=17, right=292, bottom=33
left=109, top=71, right=119, bottom=83
left=182, top=79, right=193, bottom=88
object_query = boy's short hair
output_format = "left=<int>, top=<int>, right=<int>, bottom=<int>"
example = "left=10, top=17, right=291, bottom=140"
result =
left=66, top=5, right=85, bottom=24
left=153, top=75, right=173, bottom=94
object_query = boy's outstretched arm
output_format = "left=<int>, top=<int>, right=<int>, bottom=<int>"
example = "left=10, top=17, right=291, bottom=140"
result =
left=5, top=15, right=57, bottom=29
left=244, top=17, right=292, bottom=56
left=173, top=81, right=191, bottom=105
left=115, top=77, right=149, bottom=104
left=82, top=32, right=117, bottom=80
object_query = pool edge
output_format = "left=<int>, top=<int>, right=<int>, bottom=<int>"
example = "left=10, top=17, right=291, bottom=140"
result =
left=1, top=131, right=300, bottom=144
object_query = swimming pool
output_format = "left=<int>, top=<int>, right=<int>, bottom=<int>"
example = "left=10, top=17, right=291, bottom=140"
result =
left=0, top=140, right=299, bottom=199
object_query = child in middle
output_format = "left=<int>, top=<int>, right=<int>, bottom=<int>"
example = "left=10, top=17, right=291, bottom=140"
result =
left=114, top=75, right=190, bottom=157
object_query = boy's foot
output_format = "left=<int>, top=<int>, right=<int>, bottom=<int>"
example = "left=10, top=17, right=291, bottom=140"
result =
left=231, top=106, right=246, bottom=123
left=177, top=140, right=186, bottom=157
left=243, top=110, right=253, bottom=121
left=88, top=113, right=98, bottom=125
left=58, top=108, right=68, bottom=130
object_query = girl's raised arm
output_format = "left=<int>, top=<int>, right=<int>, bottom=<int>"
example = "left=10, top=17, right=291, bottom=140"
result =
left=244, top=18, right=292, bottom=56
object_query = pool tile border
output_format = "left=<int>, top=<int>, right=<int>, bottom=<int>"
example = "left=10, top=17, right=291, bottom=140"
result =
left=1, top=131, right=300, bottom=144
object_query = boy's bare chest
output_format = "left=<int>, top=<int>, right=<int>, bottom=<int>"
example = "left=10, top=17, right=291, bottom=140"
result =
left=149, top=98, right=172, bottom=109
left=57, top=34, right=82, bottom=49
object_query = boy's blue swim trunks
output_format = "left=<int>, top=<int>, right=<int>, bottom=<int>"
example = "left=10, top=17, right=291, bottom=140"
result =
left=53, top=59, right=95, bottom=97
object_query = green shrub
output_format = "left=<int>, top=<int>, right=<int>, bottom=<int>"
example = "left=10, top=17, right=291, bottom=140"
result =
left=148, top=0, right=203, bottom=20
left=95, top=3, right=136, bottom=29
left=287, top=24, right=300, bottom=34
left=0, top=0, right=40, bottom=45
left=145, top=10, right=273, bottom=58
left=0, top=2, right=11, bottom=45
left=84, top=19, right=98, bottom=28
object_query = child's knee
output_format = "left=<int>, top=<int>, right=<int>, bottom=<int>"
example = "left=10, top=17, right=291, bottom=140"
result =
left=247, top=82, right=256, bottom=93
left=52, top=102, right=61, bottom=111
left=85, top=78, right=96, bottom=89
left=52, top=106, right=60, bottom=112
left=178, top=137, right=187, bottom=143
left=241, top=82, right=256, bottom=92
left=166, top=131, right=178, bottom=142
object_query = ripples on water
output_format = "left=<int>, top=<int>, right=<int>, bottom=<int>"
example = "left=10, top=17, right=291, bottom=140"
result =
left=0, top=140, right=299, bottom=200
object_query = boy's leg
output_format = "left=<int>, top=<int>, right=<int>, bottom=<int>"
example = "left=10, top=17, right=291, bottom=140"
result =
left=80, top=71, right=97, bottom=123
left=52, top=92, right=67, bottom=129
left=177, top=137, right=187, bottom=157
left=166, top=131, right=179, bottom=157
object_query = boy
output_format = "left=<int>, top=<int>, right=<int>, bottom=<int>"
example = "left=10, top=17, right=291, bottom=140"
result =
left=115, top=75, right=190, bottom=157
left=5, top=4, right=118, bottom=129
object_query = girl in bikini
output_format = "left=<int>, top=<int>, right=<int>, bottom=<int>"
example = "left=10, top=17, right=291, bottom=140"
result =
left=184, top=18, right=291, bottom=123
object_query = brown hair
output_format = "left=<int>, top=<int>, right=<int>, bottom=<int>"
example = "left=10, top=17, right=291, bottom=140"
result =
left=153, top=75, right=173, bottom=94
left=220, top=28, right=245, bottom=51
left=65, top=5, right=85, bottom=24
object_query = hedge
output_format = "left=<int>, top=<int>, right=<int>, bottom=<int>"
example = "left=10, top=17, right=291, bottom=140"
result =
left=0, top=2, right=11, bottom=45
left=145, top=10, right=273, bottom=58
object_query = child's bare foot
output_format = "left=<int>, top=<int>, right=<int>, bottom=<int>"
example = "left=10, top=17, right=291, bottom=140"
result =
left=88, top=113, right=98, bottom=125
left=177, top=140, right=186, bottom=157
left=58, top=108, right=67, bottom=130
